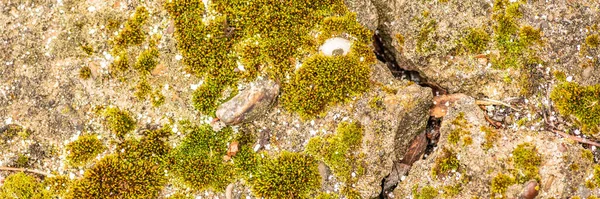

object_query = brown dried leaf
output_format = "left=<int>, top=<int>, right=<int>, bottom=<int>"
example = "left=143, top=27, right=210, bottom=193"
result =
left=227, top=141, right=239, bottom=157
left=430, top=94, right=468, bottom=118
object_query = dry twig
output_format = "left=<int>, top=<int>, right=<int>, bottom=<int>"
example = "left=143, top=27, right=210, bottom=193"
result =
left=0, top=166, right=53, bottom=177
left=475, top=98, right=521, bottom=112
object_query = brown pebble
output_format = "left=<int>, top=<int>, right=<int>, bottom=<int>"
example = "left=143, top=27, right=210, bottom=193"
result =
left=520, top=180, right=539, bottom=199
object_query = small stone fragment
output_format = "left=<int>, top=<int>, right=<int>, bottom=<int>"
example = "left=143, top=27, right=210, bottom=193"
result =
left=216, top=78, right=280, bottom=125
left=520, top=180, right=539, bottom=199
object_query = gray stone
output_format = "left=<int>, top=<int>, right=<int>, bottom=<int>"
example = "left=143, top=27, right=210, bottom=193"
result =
left=216, top=78, right=280, bottom=125
left=344, top=0, right=379, bottom=31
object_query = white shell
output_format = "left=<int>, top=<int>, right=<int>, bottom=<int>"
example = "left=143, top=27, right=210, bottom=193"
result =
left=319, top=37, right=352, bottom=56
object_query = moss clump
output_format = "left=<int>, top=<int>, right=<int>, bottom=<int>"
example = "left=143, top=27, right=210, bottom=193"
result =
left=490, top=173, right=515, bottom=197
left=133, top=41, right=159, bottom=74
left=481, top=126, right=499, bottom=150
left=281, top=54, right=370, bottom=118
left=306, top=121, right=363, bottom=194
left=67, top=127, right=171, bottom=199
left=134, top=78, right=152, bottom=100
left=151, top=90, right=165, bottom=107
left=442, top=184, right=462, bottom=197
left=112, top=6, right=148, bottom=50
left=103, top=107, right=136, bottom=138
left=79, top=66, right=92, bottom=80
left=81, top=44, right=94, bottom=55
left=512, top=143, right=542, bottom=183
left=249, top=151, right=320, bottom=199
left=412, top=185, right=438, bottom=199
left=43, top=175, right=71, bottom=198
left=416, top=19, right=438, bottom=54
left=368, top=96, right=385, bottom=111
left=448, top=112, right=472, bottom=145
left=168, top=123, right=235, bottom=191
left=462, top=27, right=490, bottom=54
left=582, top=149, right=595, bottom=162
left=550, top=82, right=600, bottom=135
left=432, top=147, right=460, bottom=177
left=66, top=135, right=106, bottom=167
left=586, top=34, right=600, bottom=48
left=0, top=172, right=51, bottom=199
left=166, top=0, right=373, bottom=116
left=14, top=153, right=30, bottom=168
left=316, top=192, right=339, bottom=199
left=110, top=50, right=130, bottom=74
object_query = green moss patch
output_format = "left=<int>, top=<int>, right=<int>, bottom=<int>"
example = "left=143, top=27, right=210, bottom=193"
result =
left=490, top=172, right=515, bottom=197
left=412, top=185, right=438, bottom=199
left=550, top=82, right=600, bottom=135
left=112, top=6, right=148, bottom=50
left=79, top=66, right=92, bottom=80
left=306, top=121, right=364, bottom=195
left=431, top=147, right=460, bottom=177
left=481, top=126, right=499, bottom=150
left=249, top=151, right=320, bottom=199
left=511, top=142, right=542, bottom=183
left=448, top=112, right=472, bottom=146
left=67, top=127, right=171, bottom=198
left=66, top=135, right=106, bottom=167
left=43, top=175, right=71, bottom=198
left=167, top=122, right=235, bottom=191
left=0, top=172, right=51, bottom=199
left=281, top=54, right=371, bottom=118
left=166, top=0, right=373, bottom=116
left=461, top=27, right=490, bottom=54
left=103, top=107, right=136, bottom=138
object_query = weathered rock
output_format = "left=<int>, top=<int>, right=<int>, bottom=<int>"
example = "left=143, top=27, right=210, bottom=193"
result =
left=246, top=61, right=433, bottom=198
left=216, top=78, right=279, bottom=125
left=344, top=0, right=379, bottom=31
left=393, top=96, right=596, bottom=198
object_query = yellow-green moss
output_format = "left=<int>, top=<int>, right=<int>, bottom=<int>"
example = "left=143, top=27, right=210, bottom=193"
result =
left=151, top=90, right=165, bottom=107
left=281, top=54, right=371, bottom=118
left=442, top=184, right=462, bottom=197
left=166, top=0, right=373, bottom=116
left=102, top=107, right=136, bottom=138
left=586, top=34, right=600, bottom=48
left=67, top=127, right=171, bottom=199
left=14, top=153, right=30, bottom=168
left=369, top=95, right=385, bottom=111
left=481, top=126, right=499, bottom=150
left=168, top=193, right=194, bottom=199
left=512, top=143, right=542, bottom=183
left=569, top=163, right=580, bottom=171
left=81, top=44, right=94, bottom=55
left=0, top=172, right=51, bottom=199
left=306, top=121, right=363, bottom=185
left=416, top=19, right=438, bottom=54
left=43, top=175, right=71, bottom=198
left=462, top=27, right=490, bottom=54
left=168, top=122, right=235, bottom=191
left=110, top=50, right=130, bottom=75
left=448, top=112, right=472, bottom=145
left=412, top=185, right=438, bottom=199
left=249, top=151, right=321, bottom=199
left=316, top=192, right=339, bottom=199
left=550, top=82, right=600, bottom=135
left=78, top=66, right=92, bottom=80
left=582, top=149, right=595, bottom=162
left=134, top=42, right=159, bottom=74
left=432, top=147, right=460, bottom=177
left=112, top=6, right=148, bottom=50
left=65, top=135, right=106, bottom=167
left=490, top=173, right=515, bottom=197
left=134, top=78, right=152, bottom=100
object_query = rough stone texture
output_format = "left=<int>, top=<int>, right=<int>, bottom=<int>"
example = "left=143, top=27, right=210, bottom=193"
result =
left=245, top=61, right=432, bottom=198
left=392, top=96, right=595, bottom=198
left=344, top=0, right=379, bottom=31
left=216, top=78, right=279, bottom=125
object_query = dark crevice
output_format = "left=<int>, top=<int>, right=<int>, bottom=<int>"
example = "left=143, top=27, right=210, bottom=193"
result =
left=374, top=31, right=447, bottom=198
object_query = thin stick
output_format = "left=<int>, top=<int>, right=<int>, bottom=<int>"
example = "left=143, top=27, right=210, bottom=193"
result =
left=0, top=167, right=53, bottom=177
left=546, top=125, right=600, bottom=148
left=475, top=98, right=521, bottom=112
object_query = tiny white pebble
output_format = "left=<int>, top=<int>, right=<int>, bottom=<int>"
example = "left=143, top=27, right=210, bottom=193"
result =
left=175, top=54, right=183, bottom=60
left=87, top=6, right=96, bottom=12
left=566, top=76, right=573, bottom=82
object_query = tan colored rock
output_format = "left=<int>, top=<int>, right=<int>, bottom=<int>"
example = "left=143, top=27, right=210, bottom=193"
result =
left=216, top=78, right=280, bottom=125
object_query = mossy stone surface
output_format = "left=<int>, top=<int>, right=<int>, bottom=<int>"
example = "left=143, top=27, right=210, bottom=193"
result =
left=0, top=172, right=51, bottom=199
left=65, top=134, right=106, bottom=167
left=550, top=82, right=600, bottom=135
left=249, top=151, right=321, bottom=199
left=103, top=107, right=136, bottom=138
